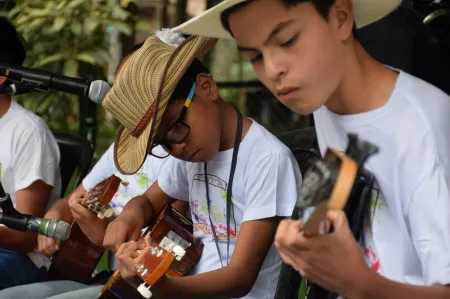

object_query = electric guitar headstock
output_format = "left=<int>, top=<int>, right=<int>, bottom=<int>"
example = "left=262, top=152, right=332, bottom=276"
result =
left=296, top=134, right=379, bottom=237
left=82, top=175, right=125, bottom=219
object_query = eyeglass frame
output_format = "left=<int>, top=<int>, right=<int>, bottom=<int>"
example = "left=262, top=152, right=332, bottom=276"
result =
left=149, top=79, right=198, bottom=159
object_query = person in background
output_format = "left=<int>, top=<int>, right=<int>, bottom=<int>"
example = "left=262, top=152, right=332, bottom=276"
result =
left=0, top=16, right=61, bottom=289
left=174, top=0, right=450, bottom=299
left=0, top=42, right=189, bottom=299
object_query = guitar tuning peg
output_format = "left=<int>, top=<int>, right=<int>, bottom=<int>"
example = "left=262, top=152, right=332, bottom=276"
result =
left=171, top=245, right=186, bottom=260
left=103, top=207, right=114, bottom=218
left=97, top=211, right=105, bottom=219
left=423, top=8, right=450, bottom=24
left=137, top=282, right=152, bottom=298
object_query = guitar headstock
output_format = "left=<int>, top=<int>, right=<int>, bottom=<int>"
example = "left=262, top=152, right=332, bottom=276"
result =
left=82, top=175, right=124, bottom=219
left=133, top=240, right=186, bottom=298
left=295, top=134, right=379, bottom=237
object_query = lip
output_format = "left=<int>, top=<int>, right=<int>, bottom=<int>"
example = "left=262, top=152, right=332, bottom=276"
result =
left=187, top=150, right=200, bottom=162
left=276, top=87, right=299, bottom=102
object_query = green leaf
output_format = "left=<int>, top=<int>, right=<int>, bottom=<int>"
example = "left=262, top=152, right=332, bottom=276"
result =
left=110, top=21, right=132, bottom=36
left=70, top=22, right=83, bottom=36
left=76, top=53, right=97, bottom=65
left=112, top=6, right=130, bottom=20
left=84, top=18, right=100, bottom=34
left=32, top=53, right=65, bottom=67
left=120, top=0, right=135, bottom=7
left=55, top=0, right=69, bottom=11
left=67, top=0, right=86, bottom=9
left=51, top=17, right=66, bottom=32
left=63, top=60, right=79, bottom=77
left=27, top=8, right=51, bottom=18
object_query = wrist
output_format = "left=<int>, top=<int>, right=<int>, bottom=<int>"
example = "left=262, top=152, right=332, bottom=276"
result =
left=350, top=268, right=383, bottom=299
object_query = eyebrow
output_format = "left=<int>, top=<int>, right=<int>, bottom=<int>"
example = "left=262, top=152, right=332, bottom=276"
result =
left=237, top=19, right=296, bottom=53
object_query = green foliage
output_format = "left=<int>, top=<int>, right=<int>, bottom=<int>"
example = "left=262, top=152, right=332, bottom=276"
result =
left=2, top=0, right=133, bottom=133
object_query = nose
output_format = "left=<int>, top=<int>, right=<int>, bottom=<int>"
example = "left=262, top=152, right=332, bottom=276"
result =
left=170, top=142, right=188, bottom=157
left=264, top=52, right=286, bottom=81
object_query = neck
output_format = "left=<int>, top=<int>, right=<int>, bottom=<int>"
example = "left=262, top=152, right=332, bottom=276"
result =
left=218, top=100, right=252, bottom=151
left=0, top=94, right=12, bottom=118
left=325, top=42, right=399, bottom=115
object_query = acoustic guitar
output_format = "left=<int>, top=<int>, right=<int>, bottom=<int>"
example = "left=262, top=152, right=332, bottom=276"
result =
left=295, top=133, right=379, bottom=236
left=46, top=175, right=123, bottom=283
left=98, top=204, right=203, bottom=299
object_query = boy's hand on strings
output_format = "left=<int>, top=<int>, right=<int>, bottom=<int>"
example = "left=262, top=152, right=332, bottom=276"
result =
left=274, top=210, right=373, bottom=298
left=68, top=190, right=107, bottom=246
left=103, top=211, right=144, bottom=252
left=115, top=239, right=146, bottom=278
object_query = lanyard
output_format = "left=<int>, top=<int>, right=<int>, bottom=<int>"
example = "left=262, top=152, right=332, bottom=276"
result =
left=204, top=109, right=243, bottom=267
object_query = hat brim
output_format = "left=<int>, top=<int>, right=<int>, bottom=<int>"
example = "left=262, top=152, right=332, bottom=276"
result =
left=114, top=122, right=154, bottom=175
left=112, top=36, right=217, bottom=175
left=173, top=0, right=402, bottom=39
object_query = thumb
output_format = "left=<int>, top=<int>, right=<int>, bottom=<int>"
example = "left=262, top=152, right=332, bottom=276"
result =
left=326, top=209, right=349, bottom=231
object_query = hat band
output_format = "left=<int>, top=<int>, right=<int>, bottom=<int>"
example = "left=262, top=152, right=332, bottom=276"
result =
left=130, top=103, right=155, bottom=137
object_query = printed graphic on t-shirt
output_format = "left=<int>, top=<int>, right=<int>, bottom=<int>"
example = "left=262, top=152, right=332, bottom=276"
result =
left=110, top=172, right=152, bottom=215
left=363, top=179, right=385, bottom=274
left=190, top=173, right=238, bottom=241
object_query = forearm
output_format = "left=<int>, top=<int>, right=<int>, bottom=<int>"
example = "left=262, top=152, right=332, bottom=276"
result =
left=0, top=227, right=37, bottom=252
left=77, top=218, right=108, bottom=246
left=120, top=195, right=156, bottom=226
left=161, top=264, right=253, bottom=299
left=353, top=271, right=450, bottom=299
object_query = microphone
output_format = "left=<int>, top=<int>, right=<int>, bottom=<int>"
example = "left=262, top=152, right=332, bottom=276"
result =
left=0, top=212, right=71, bottom=241
left=0, top=182, right=70, bottom=241
left=0, top=63, right=110, bottom=103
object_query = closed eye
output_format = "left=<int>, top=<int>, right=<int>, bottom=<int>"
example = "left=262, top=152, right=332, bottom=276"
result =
left=250, top=53, right=263, bottom=64
left=281, top=33, right=299, bottom=48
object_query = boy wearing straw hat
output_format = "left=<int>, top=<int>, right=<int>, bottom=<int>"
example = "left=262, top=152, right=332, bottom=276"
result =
left=172, top=0, right=450, bottom=299
left=101, top=31, right=302, bottom=298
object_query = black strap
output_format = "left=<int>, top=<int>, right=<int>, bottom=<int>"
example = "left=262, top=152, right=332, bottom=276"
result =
left=204, top=109, right=243, bottom=267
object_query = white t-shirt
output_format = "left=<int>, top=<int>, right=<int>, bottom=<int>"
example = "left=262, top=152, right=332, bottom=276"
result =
left=0, top=100, right=61, bottom=268
left=0, top=100, right=61, bottom=210
left=313, top=70, right=450, bottom=291
left=82, top=143, right=172, bottom=270
left=158, top=120, right=302, bottom=299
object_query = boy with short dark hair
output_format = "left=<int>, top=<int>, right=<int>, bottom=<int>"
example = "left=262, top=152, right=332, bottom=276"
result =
left=101, top=32, right=302, bottom=298
left=174, top=1, right=450, bottom=299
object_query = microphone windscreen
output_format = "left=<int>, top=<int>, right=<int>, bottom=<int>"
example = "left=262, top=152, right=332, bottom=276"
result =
left=89, top=80, right=111, bottom=104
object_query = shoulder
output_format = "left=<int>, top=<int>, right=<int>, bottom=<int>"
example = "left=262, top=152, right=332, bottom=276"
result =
left=239, top=120, right=300, bottom=176
left=391, top=71, right=450, bottom=170
left=8, top=101, right=55, bottom=139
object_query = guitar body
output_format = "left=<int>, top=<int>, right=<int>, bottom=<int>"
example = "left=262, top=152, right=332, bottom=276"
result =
left=98, top=205, right=202, bottom=299
left=46, top=222, right=105, bottom=283
left=46, top=175, right=123, bottom=283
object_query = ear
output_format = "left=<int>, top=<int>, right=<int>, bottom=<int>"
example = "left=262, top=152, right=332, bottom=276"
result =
left=0, top=76, right=8, bottom=87
left=195, top=73, right=219, bottom=102
left=329, top=0, right=354, bottom=41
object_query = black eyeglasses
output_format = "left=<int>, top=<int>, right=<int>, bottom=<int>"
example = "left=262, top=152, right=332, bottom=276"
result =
left=149, top=81, right=196, bottom=159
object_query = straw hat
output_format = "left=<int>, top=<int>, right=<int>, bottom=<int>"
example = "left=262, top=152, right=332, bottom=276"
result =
left=102, top=32, right=218, bottom=174
left=173, top=0, right=402, bottom=39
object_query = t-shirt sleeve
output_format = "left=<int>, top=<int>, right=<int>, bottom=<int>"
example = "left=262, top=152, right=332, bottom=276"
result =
left=407, top=165, right=450, bottom=285
left=242, top=151, right=302, bottom=222
left=82, top=143, right=115, bottom=190
left=158, top=157, right=190, bottom=201
left=13, top=128, right=60, bottom=191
